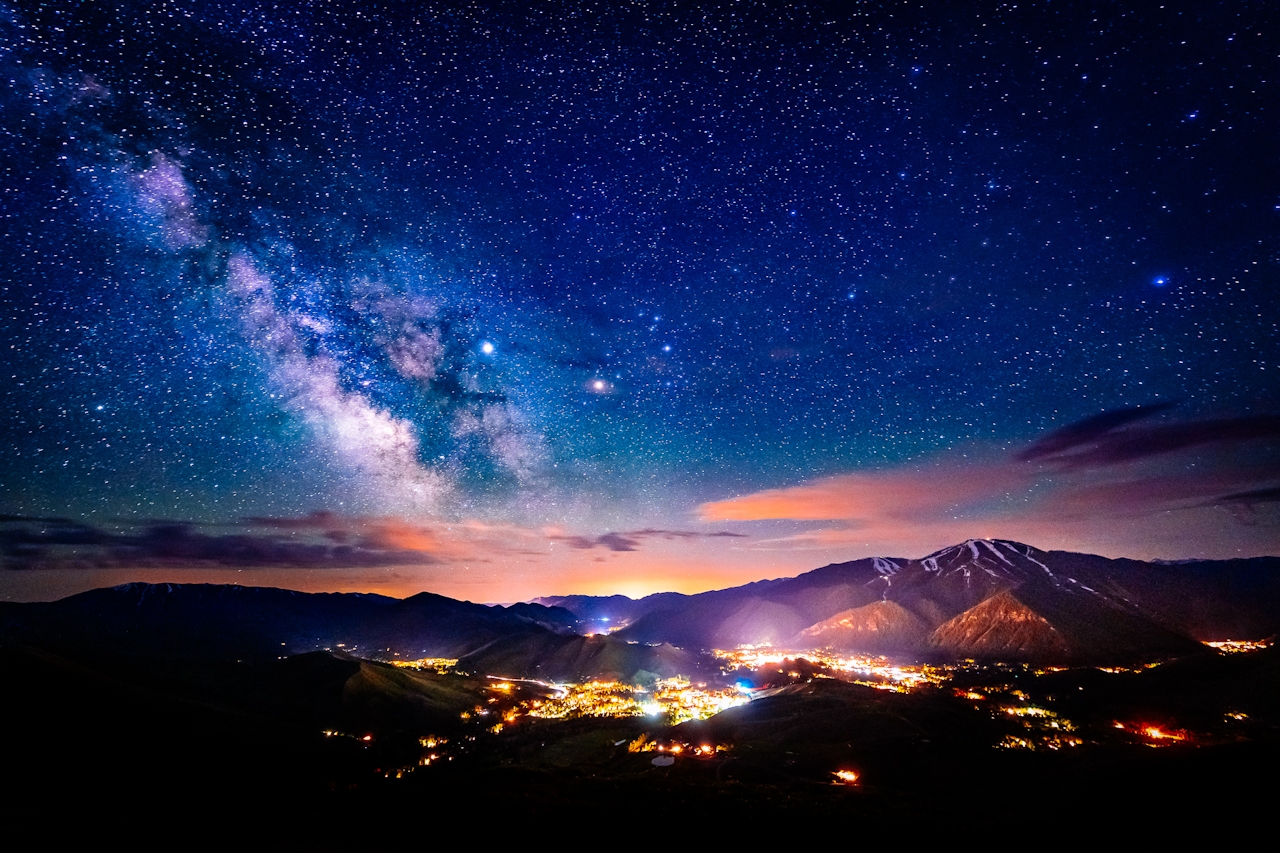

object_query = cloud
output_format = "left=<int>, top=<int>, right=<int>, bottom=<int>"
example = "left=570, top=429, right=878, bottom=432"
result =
left=0, top=516, right=439, bottom=572
left=547, top=528, right=748, bottom=552
left=551, top=532, right=639, bottom=552
left=1216, top=486, right=1280, bottom=506
left=1016, top=402, right=1177, bottom=462
left=699, top=461, right=1025, bottom=523
left=1016, top=403, right=1280, bottom=471
left=245, top=512, right=445, bottom=551
left=0, top=512, right=754, bottom=593
left=697, top=407, right=1280, bottom=556
left=1210, top=486, right=1280, bottom=527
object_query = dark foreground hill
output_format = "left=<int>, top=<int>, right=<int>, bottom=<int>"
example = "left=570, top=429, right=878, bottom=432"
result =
left=0, top=581, right=713, bottom=682
left=0, top=582, right=579, bottom=662
left=2, top=552, right=1278, bottom=841
left=456, top=632, right=708, bottom=682
left=538, top=540, right=1280, bottom=661
left=4, top=637, right=1278, bottom=843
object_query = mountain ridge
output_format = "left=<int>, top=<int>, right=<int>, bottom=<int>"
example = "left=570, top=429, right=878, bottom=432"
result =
left=3, top=540, right=1278, bottom=667
left=536, top=539, right=1280, bottom=662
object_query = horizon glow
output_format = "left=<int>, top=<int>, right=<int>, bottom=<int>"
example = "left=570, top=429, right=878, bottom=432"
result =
left=1, top=2, right=1277, bottom=603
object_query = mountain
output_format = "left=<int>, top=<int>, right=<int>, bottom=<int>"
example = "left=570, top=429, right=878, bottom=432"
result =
left=537, top=540, right=1280, bottom=662
left=538, top=556, right=898, bottom=648
left=0, top=582, right=578, bottom=663
left=0, top=581, right=710, bottom=681
left=5, top=540, right=1277, bottom=669
left=799, top=600, right=932, bottom=654
left=927, top=589, right=1072, bottom=659
left=456, top=633, right=707, bottom=683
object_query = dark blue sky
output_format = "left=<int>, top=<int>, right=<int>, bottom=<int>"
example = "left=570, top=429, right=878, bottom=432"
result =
left=1, top=1, right=1277, bottom=600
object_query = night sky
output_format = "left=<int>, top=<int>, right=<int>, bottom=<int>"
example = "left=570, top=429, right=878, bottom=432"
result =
left=2, top=0, right=1277, bottom=602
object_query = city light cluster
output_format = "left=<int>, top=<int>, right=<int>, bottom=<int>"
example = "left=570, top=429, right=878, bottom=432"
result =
left=713, top=647, right=950, bottom=691
left=1204, top=639, right=1274, bottom=654
left=994, top=702, right=1081, bottom=749
left=390, top=657, right=459, bottom=674
left=652, top=677, right=751, bottom=724
left=525, top=680, right=642, bottom=719
left=997, top=732, right=1083, bottom=751
left=627, top=734, right=729, bottom=756
left=522, top=678, right=749, bottom=723
left=1114, top=721, right=1192, bottom=746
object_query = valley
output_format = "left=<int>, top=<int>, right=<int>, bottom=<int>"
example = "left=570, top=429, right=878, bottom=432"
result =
left=3, top=539, right=1278, bottom=841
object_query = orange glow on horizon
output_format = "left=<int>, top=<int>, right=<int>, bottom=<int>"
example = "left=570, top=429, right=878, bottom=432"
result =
left=6, top=490, right=1279, bottom=606
left=368, top=519, right=441, bottom=552
left=697, top=463, right=1024, bottom=523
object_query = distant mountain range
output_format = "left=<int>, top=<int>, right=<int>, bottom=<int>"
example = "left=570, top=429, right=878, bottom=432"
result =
left=537, top=540, right=1280, bottom=662
left=0, top=582, right=699, bottom=681
left=0, top=582, right=568, bottom=657
left=3, top=541, right=1278, bottom=671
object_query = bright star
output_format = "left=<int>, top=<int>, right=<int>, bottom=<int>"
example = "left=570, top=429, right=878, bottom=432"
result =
left=480, top=341, right=495, bottom=354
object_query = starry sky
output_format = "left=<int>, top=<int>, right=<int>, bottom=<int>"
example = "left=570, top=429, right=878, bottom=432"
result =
left=2, top=0, right=1277, bottom=602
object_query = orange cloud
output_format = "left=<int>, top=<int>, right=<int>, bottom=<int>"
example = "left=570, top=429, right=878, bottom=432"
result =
left=363, top=519, right=440, bottom=552
left=697, top=414, right=1280, bottom=563
left=698, top=459, right=1025, bottom=523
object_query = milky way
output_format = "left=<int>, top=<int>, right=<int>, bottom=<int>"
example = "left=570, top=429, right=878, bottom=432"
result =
left=1, top=1, right=1277, bottom=600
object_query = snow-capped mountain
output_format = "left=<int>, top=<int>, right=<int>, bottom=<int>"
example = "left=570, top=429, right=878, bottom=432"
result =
left=540, top=539, right=1280, bottom=662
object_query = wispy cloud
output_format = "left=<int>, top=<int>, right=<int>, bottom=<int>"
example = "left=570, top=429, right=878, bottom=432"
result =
left=0, top=515, right=439, bottom=572
left=547, top=527, right=747, bottom=552
left=2, top=514, right=748, bottom=576
left=699, top=406, right=1280, bottom=558
left=1019, top=404, right=1280, bottom=471
left=1016, top=402, right=1178, bottom=462
left=1216, top=486, right=1280, bottom=506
